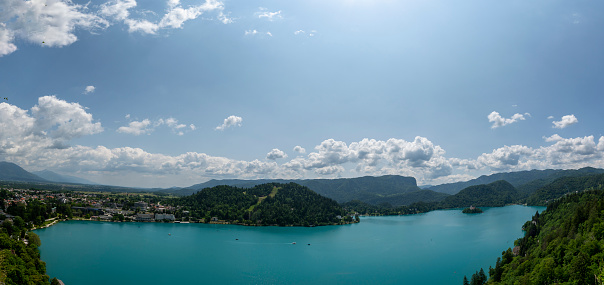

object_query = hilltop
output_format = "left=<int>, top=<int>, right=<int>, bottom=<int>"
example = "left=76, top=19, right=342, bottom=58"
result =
left=428, top=167, right=604, bottom=195
left=171, top=182, right=356, bottom=226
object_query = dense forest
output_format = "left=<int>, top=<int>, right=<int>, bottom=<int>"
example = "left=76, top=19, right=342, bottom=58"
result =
left=466, top=180, right=604, bottom=284
left=171, top=183, right=356, bottom=226
left=441, top=180, right=519, bottom=208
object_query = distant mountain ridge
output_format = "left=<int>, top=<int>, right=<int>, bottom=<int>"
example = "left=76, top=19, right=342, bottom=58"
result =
left=428, top=167, right=604, bottom=195
left=162, top=175, right=443, bottom=206
left=32, top=170, right=97, bottom=185
left=0, top=162, right=48, bottom=182
left=440, top=180, right=520, bottom=208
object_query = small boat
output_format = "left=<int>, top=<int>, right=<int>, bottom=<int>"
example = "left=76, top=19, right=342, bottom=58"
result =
left=292, top=242, right=296, bottom=244
left=168, top=233, right=171, bottom=236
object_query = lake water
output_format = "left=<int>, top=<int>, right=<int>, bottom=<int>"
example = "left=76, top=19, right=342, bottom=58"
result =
left=36, top=205, right=544, bottom=285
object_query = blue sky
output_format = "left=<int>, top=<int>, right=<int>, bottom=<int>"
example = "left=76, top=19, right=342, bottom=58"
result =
left=1, top=0, right=603, bottom=188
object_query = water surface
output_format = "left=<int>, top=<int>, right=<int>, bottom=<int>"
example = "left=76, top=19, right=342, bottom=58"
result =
left=37, top=205, right=544, bottom=284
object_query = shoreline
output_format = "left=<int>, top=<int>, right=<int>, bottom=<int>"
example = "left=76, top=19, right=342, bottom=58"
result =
left=33, top=217, right=359, bottom=229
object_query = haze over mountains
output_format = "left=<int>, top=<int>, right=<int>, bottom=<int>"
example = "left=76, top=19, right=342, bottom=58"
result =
left=0, top=161, right=97, bottom=184
left=2, top=160, right=603, bottom=208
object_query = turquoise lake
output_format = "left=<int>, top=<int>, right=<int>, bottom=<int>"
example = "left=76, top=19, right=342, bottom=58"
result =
left=35, top=205, right=544, bottom=284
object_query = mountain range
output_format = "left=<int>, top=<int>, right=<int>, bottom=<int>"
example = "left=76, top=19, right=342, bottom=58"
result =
left=2, top=160, right=604, bottom=208
left=162, top=175, right=446, bottom=206
left=0, top=162, right=97, bottom=184
left=427, top=167, right=604, bottom=195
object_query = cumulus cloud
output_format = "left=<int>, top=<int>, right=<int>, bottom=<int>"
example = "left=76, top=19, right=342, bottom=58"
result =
left=488, top=111, right=529, bottom=128
left=256, top=8, right=282, bottom=21
left=101, top=0, right=225, bottom=35
left=245, top=29, right=258, bottom=35
left=544, top=134, right=564, bottom=142
left=266, top=148, right=287, bottom=160
left=84, top=86, right=95, bottom=94
left=215, top=115, right=242, bottom=131
left=0, top=96, right=102, bottom=154
left=2, top=96, right=604, bottom=188
left=118, top=117, right=195, bottom=135
left=552, top=114, right=578, bottom=129
left=0, top=24, right=17, bottom=56
left=0, top=0, right=108, bottom=57
left=117, top=119, right=152, bottom=135
left=0, top=0, right=229, bottom=57
left=282, top=137, right=453, bottom=180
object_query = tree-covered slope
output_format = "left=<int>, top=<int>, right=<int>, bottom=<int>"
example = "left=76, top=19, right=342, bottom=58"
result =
left=173, top=183, right=352, bottom=226
left=429, top=167, right=604, bottom=195
left=169, top=175, right=421, bottom=205
left=363, top=189, right=449, bottom=206
left=524, top=173, right=604, bottom=206
left=440, top=180, right=519, bottom=208
left=31, top=170, right=97, bottom=185
left=475, top=186, right=604, bottom=285
left=0, top=162, right=47, bottom=183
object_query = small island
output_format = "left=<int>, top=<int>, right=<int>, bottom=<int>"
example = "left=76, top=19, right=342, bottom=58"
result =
left=462, top=206, right=483, bottom=214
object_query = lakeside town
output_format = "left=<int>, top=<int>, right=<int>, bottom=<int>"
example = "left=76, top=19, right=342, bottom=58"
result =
left=0, top=187, right=196, bottom=227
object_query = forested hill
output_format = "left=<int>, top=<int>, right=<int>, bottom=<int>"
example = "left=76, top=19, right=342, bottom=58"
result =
left=165, top=175, right=426, bottom=206
left=469, top=185, right=604, bottom=284
left=0, top=161, right=48, bottom=183
left=170, top=183, right=355, bottom=226
left=524, top=173, right=604, bottom=206
left=440, top=180, right=519, bottom=208
left=429, top=167, right=604, bottom=195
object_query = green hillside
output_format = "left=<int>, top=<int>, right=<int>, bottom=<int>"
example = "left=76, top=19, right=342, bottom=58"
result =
left=168, top=175, right=422, bottom=206
left=524, top=173, right=604, bottom=206
left=172, top=183, right=354, bottom=226
left=429, top=167, right=604, bottom=195
left=469, top=186, right=604, bottom=284
left=440, top=180, right=519, bottom=208
left=0, top=162, right=47, bottom=183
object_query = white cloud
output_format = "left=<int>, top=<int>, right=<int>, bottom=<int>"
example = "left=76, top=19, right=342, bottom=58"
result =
left=217, top=11, right=233, bottom=24
left=552, top=114, right=578, bottom=129
left=0, top=0, right=108, bottom=57
left=159, top=0, right=222, bottom=29
left=256, top=8, right=282, bottom=21
left=0, top=96, right=102, bottom=155
left=0, top=24, right=17, bottom=56
left=100, top=0, right=225, bottom=35
left=547, top=115, right=554, bottom=119
left=294, top=29, right=316, bottom=37
left=266, top=31, right=272, bottom=37
left=245, top=29, right=258, bottom=36
left=544, top=134, right=564, bottom=142
left=215, top=115, right=242, bottom=131
left=488, top=111, right=529, bottom=129
left=2, top=97, right=604, bottom=188
left=0, top=0, right=228, bottom=57
left=84, top=86, right=96, bottom=94
left=266, top=148, right=287, bottom=160
left=117, top=119, right=152, bottom=135
left=118, top=117, right=195, bottom=135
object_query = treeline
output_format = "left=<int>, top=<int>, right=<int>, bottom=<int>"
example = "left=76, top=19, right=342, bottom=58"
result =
left=171, top=183, right=354, bottom=226
left=342, top=200, right=441, bottom=215
left=0, top=190, right=54, bottom=284
left=467, top=187, right=604, bottom=284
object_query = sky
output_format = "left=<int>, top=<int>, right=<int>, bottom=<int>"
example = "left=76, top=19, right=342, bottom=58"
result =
left=1, top=0, right=603, bottom=188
